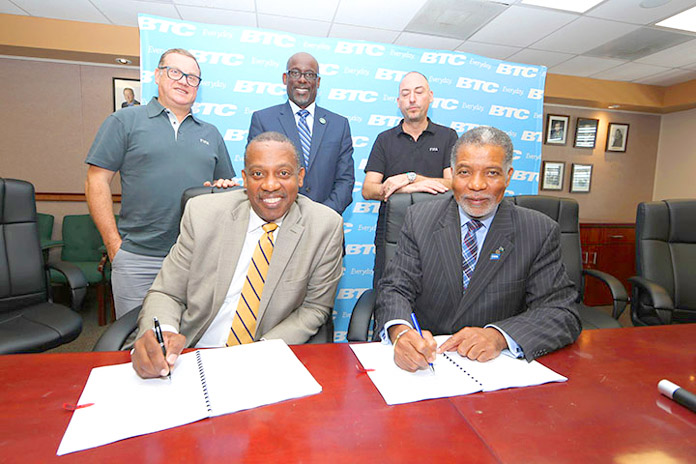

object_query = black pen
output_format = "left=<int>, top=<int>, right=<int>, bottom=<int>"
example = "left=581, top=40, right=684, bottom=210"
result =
left=153, top=317, right=171, bottom=381
left=410, top=312, right=435, bottom=373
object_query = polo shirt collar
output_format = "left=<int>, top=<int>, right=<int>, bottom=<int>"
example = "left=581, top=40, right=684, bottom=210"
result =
left=397, top=117, right=435, bottom=136
left=146, top=97, right=199, bottom=124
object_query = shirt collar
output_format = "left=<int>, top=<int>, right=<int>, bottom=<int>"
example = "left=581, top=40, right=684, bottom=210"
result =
left=247, top=206, right=285, bottom=233
left=147, top=97, right=198, bottom=124
left=458, top=202, right=498, bottom=231
left=288, top=100, right=316, bottom=117
left=397, top=117, right=434, bottom=136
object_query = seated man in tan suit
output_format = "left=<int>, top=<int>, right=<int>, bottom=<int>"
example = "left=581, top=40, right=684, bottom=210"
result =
left=132, top=131, right=344, bottom=378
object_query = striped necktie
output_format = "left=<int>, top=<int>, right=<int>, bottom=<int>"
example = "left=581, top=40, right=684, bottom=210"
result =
left=462, top=219, right=484, bottom=290
left=297, top=109, right=311, bottom=170
left=227, top=222, right=278, bottom=346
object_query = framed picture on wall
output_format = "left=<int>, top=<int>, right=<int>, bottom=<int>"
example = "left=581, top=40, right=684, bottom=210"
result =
left=545, top=114, right=569, bottom=145
left=540, top=161, right=565, bottom=191
left=113, top=78, right=142, bottom=112
left=574, top=118, right=599, bottom=148
left=606, top=123, right=629, bottom=152
left=570, top=163, right=593, bottom=193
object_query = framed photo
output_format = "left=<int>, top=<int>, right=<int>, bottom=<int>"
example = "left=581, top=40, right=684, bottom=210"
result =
left=113, top=78, right=142, bottom=112
left=574, top=118, right=599, bottom=149
left=570, top=164, right=593, bottom=193
left=606, top=123, right=629, bottom=152
left=540, top=161, right=565, bottom=191
left=545, top=114, right=569, bottom=145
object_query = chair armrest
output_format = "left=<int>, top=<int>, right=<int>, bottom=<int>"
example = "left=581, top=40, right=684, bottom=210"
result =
left=40, top=239, right=64, bottom=251
left=93, top=306, right=142, bottom=352
left=347, top=289, right=376, bottom=342
left=48, top=261, right=88, bottom=312
left=628, top=276, right=674, bottom=325
left=583, top=269, right=629, bottom=319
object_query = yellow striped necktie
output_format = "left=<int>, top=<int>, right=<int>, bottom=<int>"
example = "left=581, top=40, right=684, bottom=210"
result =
left=227, top=222, right=278, bottom=346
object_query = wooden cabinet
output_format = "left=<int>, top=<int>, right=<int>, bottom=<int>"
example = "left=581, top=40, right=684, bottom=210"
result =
left=580, top=223, right=635, bottom=306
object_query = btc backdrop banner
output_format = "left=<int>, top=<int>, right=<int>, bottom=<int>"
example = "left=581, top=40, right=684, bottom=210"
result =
left=138, top=14, right=545, bottom=342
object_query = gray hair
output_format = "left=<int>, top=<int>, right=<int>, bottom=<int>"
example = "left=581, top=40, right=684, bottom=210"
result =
left=450, top=126, right=514, bottom=170
left=158, top=48, right=201, bottom=75
left=246, top=131, right=301, bottom=169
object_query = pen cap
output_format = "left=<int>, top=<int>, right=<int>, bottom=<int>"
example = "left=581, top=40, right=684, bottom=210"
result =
left=658, top=379, right=679, bottom=399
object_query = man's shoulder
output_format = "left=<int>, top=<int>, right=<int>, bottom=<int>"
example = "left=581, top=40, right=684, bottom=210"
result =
left=428, top=120, right=457, bottom=136
left=252, top=103, right=287, bottom=117
left=505, top=199, right=558, bottom=233
left=295, top=195, right=342, bottom=226
left=406, top=194, right=454, bottom=220
left=315, top=105, right=349, bottom=124
left=186, top=189, right=247, bottom=216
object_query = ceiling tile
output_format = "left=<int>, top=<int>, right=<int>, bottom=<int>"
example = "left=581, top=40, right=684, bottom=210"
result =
left=636, top=38, right=696, bottom=67
left=634, top=68, right=696, bottom=86
left=257, top=14, right=331, bottom=37
left=590, top=62, right=670, bottom=81
left=12, top=0, right=109, bottom=23
left=507, top=48, right=574, bottom=68
left=455, top=41, right=521, bottom=60
left=256, top=0, right=339, bottom=22
left=587, top=0, right=696, bottom=25
left=334, top=0, right=428, bottom=30
left=177, top=6, right=257, bottom=27
left=468, top=5, right=577, bottom=48
left=328, top=24, right=400, bottom=43
left=393, top=31, right=463, bottom=49
left=404, top=0, right=506, bottom=40
left=173, top=0, right=255, bottom=12
left=531, top=17, right=640, bottom=54
left=584, top=27, right=693, bottom=60
left=0, top=0, right=28, bottom=15
left=91, top=0, right=181, bottom=26
left=549, top=55, right=626, bottom=77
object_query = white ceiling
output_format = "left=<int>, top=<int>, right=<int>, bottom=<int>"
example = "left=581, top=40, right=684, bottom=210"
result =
left=2, top=0, right=696, bottom=86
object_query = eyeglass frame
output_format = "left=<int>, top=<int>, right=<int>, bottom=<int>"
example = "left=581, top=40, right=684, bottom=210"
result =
left=157, top=66, right=202, bottom=87
left=286, top=69, right=319, bottom=82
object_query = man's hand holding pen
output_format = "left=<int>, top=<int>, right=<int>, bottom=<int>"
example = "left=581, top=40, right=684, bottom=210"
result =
left=389, top=324, right=437, bottom=373
left=132, top=330, right=186, bottom=379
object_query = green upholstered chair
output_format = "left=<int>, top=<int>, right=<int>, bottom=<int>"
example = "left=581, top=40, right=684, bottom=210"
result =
left=51, top=214, right=117, bottom=325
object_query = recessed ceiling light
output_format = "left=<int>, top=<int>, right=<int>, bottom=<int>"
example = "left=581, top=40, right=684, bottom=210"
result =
left=640, top=0, right=672, bottom=8
left=608, top=105, right=620, bottom=109
left=520, top=0, right=604, bottom=13
left=115, top=58, right=132, bottom=65
left=656, top=6, right=696, bottom=33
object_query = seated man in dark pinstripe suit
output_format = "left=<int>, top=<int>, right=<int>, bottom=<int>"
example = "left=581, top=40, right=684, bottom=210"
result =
left=374, top=126, right=581, bottom=372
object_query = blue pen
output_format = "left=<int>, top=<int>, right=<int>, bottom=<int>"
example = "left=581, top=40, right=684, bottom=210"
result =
left=410, top=312, right=435, bottom=373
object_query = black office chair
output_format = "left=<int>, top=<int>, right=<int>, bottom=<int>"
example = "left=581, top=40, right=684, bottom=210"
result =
left=93, top=186, right=334, bottom=351
left=347, top=193, right=626, bottom=342
left=0, top=178, right=85, bottom=354
left=629, top=199, right=696, bottom=326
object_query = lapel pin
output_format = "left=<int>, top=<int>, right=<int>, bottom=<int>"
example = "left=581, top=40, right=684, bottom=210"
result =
left=490, top=246, right=504, bottom=260
left=319, top=117, right=326, bottom=125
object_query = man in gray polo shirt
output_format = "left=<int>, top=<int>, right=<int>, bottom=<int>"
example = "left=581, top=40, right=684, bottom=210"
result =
left=85, top=48, right=235, bottom=319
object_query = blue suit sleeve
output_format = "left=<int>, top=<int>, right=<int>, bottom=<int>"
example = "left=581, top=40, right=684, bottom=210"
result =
left=247, top=111, right=264, bottom=144
left=321, top=118, right=355, bottom=214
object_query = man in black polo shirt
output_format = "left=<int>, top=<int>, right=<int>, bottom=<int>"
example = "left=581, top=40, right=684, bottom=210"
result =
left=362, top=71, right=457, bottom=287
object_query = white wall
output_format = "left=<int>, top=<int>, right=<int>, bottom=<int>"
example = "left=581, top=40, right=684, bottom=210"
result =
left=653, top=108, right=696, bottom=200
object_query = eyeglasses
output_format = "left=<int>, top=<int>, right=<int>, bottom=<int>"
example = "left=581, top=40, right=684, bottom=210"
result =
left=286, top=69, right=319, bottom=82
left=158, top=66, right=202, bottom=87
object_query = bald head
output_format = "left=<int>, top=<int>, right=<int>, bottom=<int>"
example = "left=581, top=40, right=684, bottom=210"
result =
left=283, top=52, right=321, bottom=108
left=397, top=71, right=433, bottom=124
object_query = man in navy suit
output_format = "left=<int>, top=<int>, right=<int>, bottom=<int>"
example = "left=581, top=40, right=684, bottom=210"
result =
left=247, top=52, right=355, bottom=214
left=375, top=126, right=581, bottom=372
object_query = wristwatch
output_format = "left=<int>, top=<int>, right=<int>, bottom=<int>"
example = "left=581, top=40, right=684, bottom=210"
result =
left=406, top=171, right=416, bottom=183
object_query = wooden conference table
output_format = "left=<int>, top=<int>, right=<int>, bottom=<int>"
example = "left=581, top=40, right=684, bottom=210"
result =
left=1, top=324, right=694, bottom=463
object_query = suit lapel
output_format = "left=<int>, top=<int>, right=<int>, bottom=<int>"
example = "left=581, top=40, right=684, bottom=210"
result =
left=457, top=200, right=515, bottom=311
left=434, top=199, right=465, bottom=302
left=308, top=106, right=327, bottom=172
left=211, top=201, right=250, bottom=314
left=255, top=201, right=304, bottom=329
left=279, top=102, right=303, bottom=162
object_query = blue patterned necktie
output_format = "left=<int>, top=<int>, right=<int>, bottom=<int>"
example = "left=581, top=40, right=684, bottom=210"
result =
left=462, top=219, right=484, bottom=290
left=297, top=109, right=311, bottom=170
